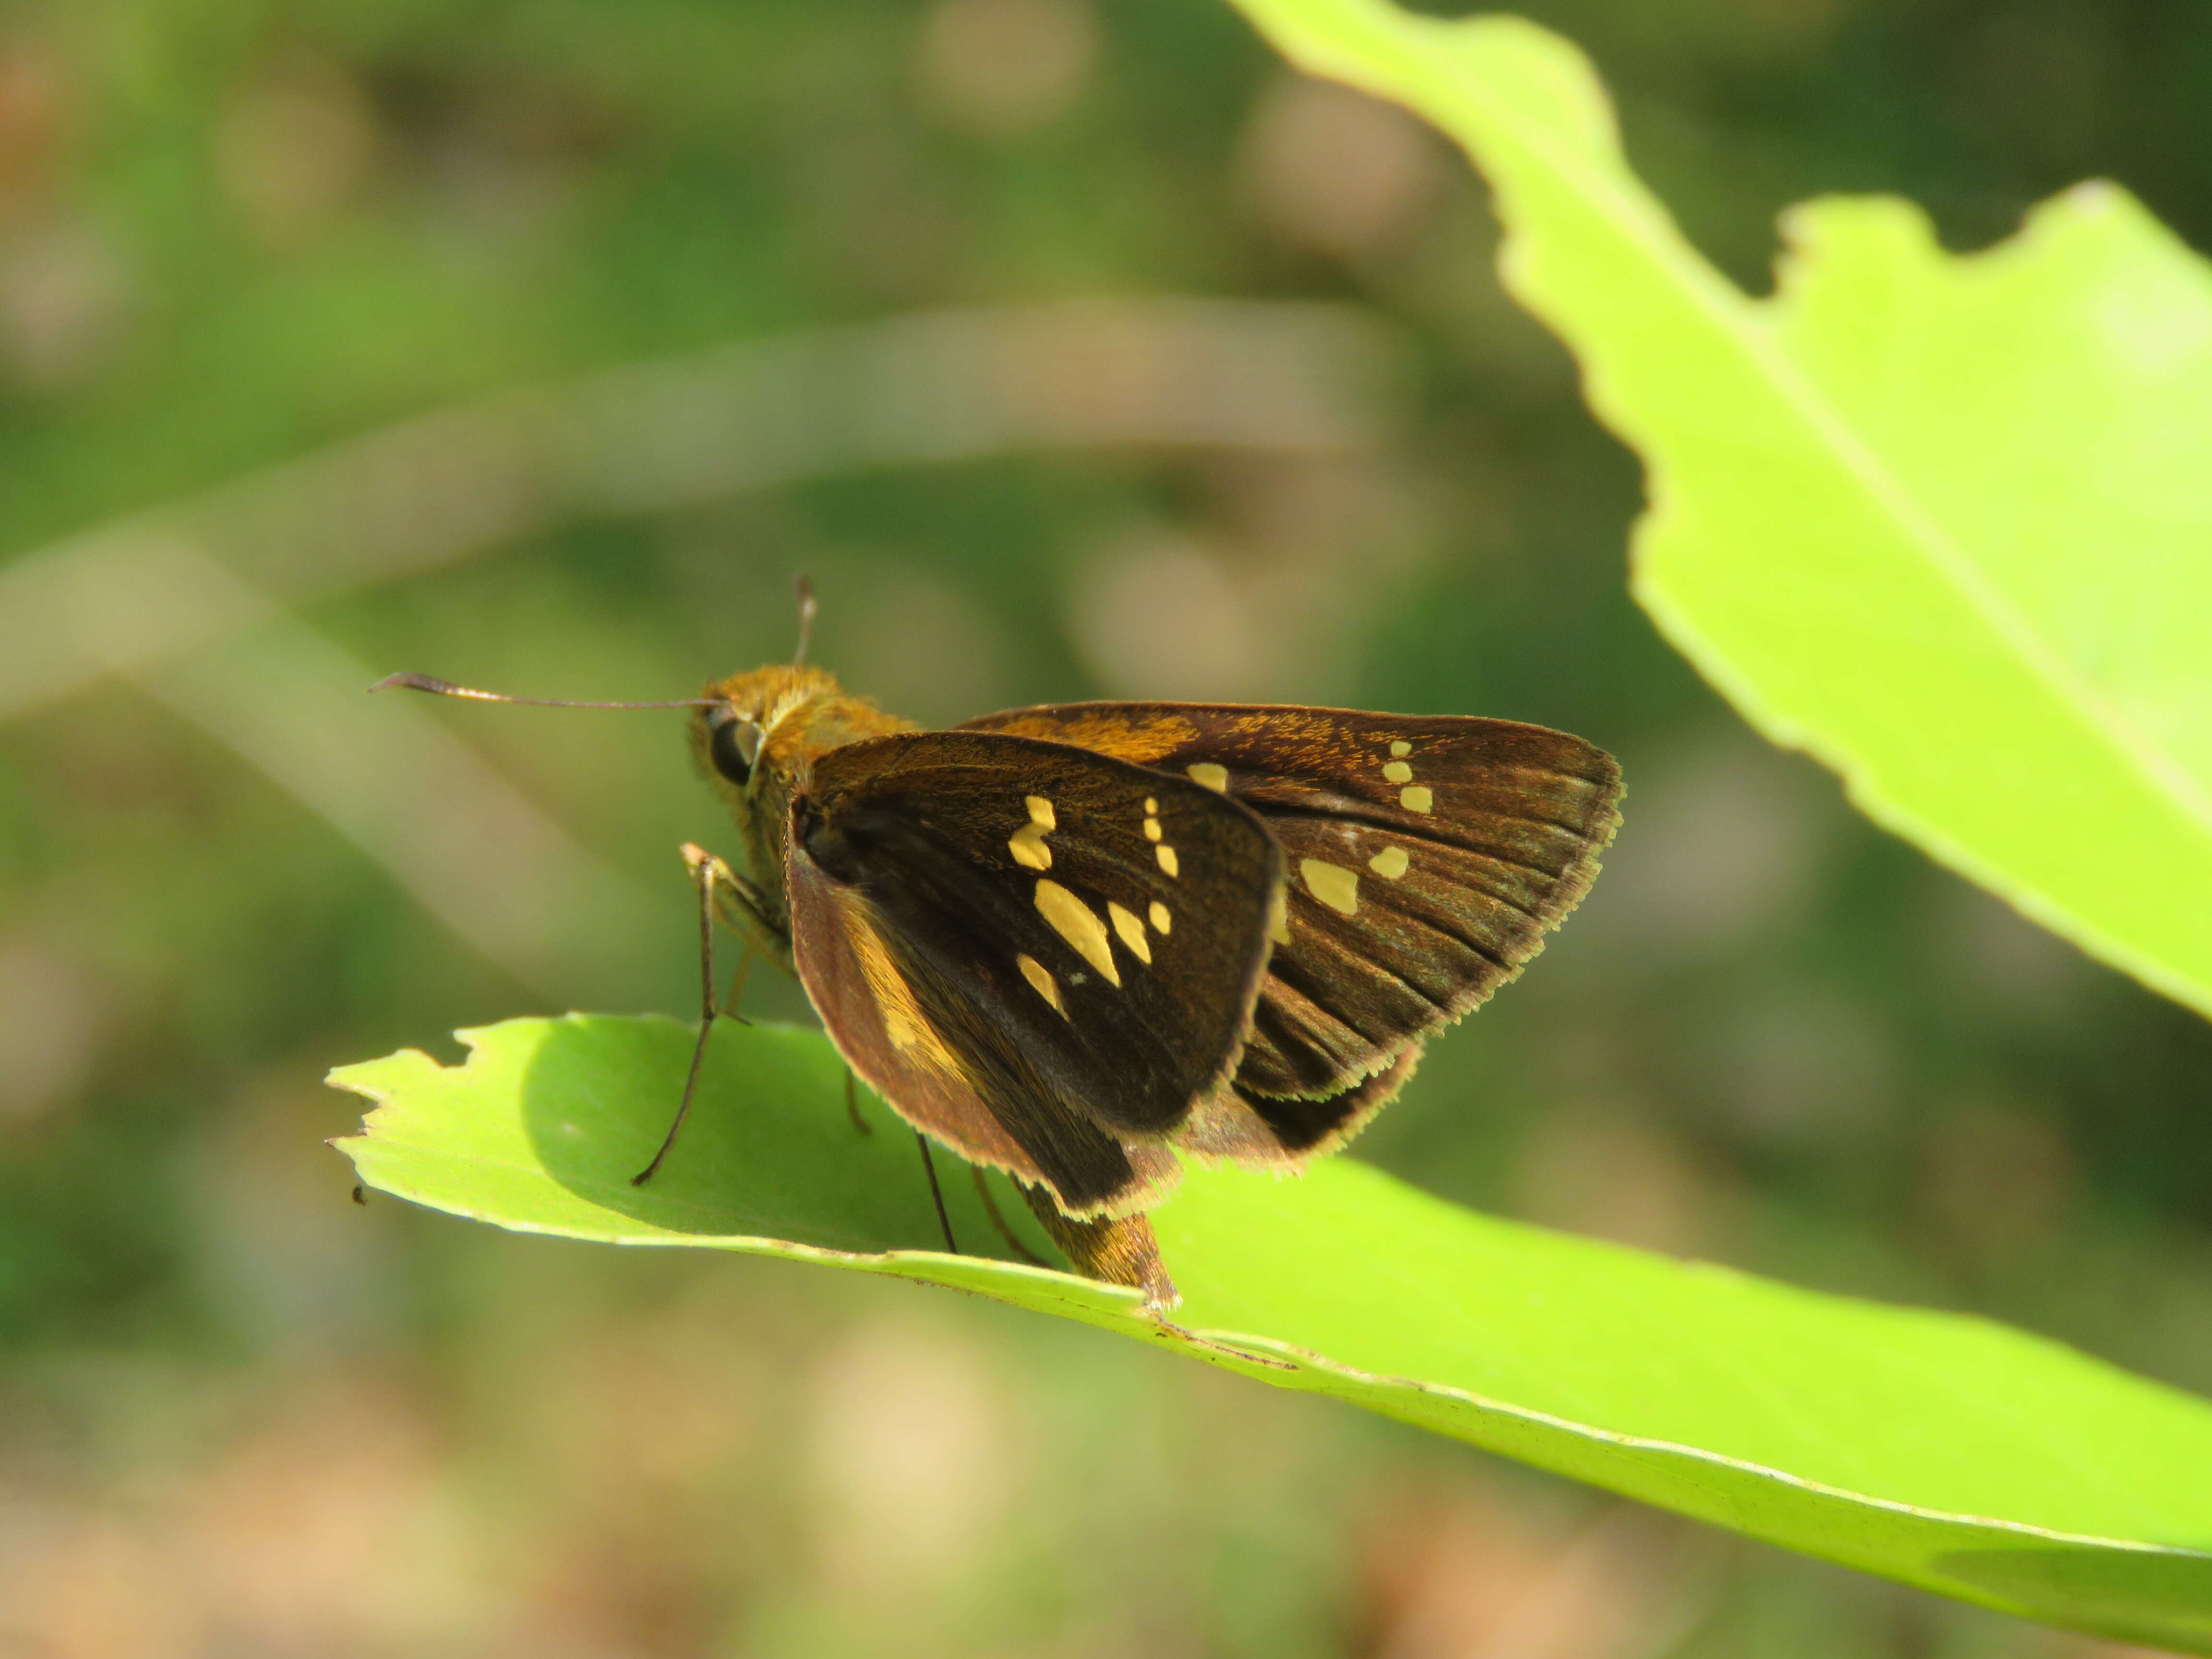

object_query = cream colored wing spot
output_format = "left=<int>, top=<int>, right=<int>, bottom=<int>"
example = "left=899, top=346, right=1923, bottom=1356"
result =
left=1148, top=900, right=1171, bottom=935
left=1368, top=845, right=1410, bottom=879
left=1107, top=902, right=1153, bottom=965
left=1300, top=857, right=1361, bottom=916
left=1382, top=760, right=1413, bottom=784
left=1143, top=816, right=1163, bottom=842
left=1187, top=762, right=1229, bottom=792
left=1266, top=883, right=1291, bottom=944
left=1156, top=844, right=1179, bottom=877
left=1390, top=740, right=1412, bottom=757
left=1034, top=880, right=1121, bottom=987
left=1016, top=952, right=1066, bottom=1015
left=1400, top=785, right=1433, bottom=814
left=1144, top=797, right=1158, bottom=812
left=1008, top=794, right=1057, bottom=870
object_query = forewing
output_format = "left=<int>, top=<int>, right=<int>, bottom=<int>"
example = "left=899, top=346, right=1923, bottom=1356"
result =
left=962, top=702, right=1622, bottom=1151
left=789, top=730, right=1283, bottom=1216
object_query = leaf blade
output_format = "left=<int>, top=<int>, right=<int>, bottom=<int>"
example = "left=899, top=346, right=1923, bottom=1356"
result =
left=1221, top=0, right=2212, bottom=1016
left=334, top=1017, right=2212, bottom=1650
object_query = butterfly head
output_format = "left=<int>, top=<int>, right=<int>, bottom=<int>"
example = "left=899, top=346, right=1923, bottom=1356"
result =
left=693, top=664, right=839, bottom=791
left=693, top=663, right=915, bottom=872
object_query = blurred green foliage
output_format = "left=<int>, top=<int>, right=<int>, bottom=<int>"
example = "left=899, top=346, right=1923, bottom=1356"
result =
left=3, top=0, right=2211, bottom=1655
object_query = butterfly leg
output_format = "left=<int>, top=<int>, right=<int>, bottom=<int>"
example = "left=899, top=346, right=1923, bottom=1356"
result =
left=633, top=844, right=749, bottom=1186
left=719, top=945, right=754, bottom=1022
left=701, top=863, right=791, bottom=974
left=842, top=1069, right=871, bottom=1136
left=913, top=1131, right=959, bottom=1254
left=970, top=1168, right=1048, bottom=1266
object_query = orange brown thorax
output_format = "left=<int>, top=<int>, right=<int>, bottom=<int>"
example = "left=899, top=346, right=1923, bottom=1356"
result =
left=688, top=665, right=914, bottom=954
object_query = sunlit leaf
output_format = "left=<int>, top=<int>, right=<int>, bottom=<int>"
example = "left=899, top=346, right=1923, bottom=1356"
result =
left=335, top=1017, right=2212, bottom=1651
left=1222, top=0, right=2212, bottom=1021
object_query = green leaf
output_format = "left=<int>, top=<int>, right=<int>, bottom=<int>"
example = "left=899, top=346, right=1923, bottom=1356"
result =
left=1220, top=0, right=2212, bottom=1018
left=334, top=1016, right=2212, bottom=1651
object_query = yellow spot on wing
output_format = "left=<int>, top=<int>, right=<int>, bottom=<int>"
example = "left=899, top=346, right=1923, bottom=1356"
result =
left=1400, top=785, right=1433, bottom=813
left=1156, top=844, right=1179, bottom=877
left=1266, top=884, right=1290, bottom=944
left=1008, top=794, right=1056, bottom=870
left=1300, top=858, right=1360, bottom=915
left=1148, top=901, right=1171, bottom=934
left=1390, top=740, right=1412, bottom=757
left=1108, top=902, right=1152, bottom=964
left=1017, top=952, right=1065, bottom=1014
left=1144, top=818, right=1162, bottom=842
left=1382, top=760, right=1413, bottom=784
left=1187, top=762, right=1229, bottom=792
left=1034, top=880, right=1121, bottom=987
left=1143, top=797, right=1157, bottom=812
left=1369, top=845, right=1409, bottom=879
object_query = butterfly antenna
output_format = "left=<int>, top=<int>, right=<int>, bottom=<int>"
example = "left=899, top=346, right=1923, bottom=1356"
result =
left=369, top=673, right=714, bottom=710
left=792, top=575, right=818, bottom=667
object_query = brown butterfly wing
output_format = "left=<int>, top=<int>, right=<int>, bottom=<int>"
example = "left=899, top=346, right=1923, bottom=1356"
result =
left=789, top=729, right=1283, bottom=1217
left=960, top=703, right=1622, bottom=1156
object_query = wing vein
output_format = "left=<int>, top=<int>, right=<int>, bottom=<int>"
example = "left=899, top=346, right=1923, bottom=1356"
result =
left=1258, top=802, right=1592, bottom=880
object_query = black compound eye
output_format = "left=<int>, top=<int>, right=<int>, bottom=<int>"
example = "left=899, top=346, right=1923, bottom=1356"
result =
left=707, top=709, right=764, bottom=784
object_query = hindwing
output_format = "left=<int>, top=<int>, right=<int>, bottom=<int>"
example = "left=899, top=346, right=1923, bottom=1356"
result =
left=960, top=702, right=1622, bottom=1156
left=786, top=729, right=1282, bottom=1217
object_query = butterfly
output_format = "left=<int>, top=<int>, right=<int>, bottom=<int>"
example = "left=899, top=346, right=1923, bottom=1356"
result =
left=378, top=595, right=1622, bottom=1310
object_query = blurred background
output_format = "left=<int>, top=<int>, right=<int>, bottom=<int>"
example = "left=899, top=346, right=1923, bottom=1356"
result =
left=2, top=0, right=2210, bottom=1654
